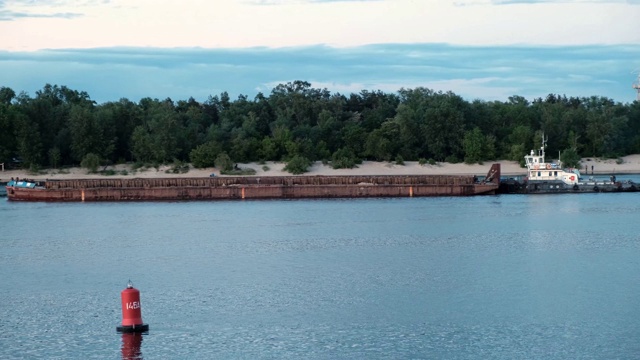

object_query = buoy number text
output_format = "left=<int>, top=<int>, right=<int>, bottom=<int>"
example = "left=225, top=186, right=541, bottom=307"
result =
left=126, top=302, right=140, bottom=310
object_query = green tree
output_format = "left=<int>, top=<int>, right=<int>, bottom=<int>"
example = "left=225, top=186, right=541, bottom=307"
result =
left=484, top=134, right=497, bottom=160
left=25, top=84, right=94, bottom=166
left=139, top=98, right=180, bottom=163
left=510, top=144, right=527, bottom=166
left=14, top=114, right=43, bottom=168
left=48, top=147, right=61, bottom=168
left=364, top=120, right=400, bottom=161
left=585, top=111, right=610, bottom=157
left=340, top=122, right=366, bottom=158
left=69, top=105, right=113, bottom=161
left=190, top=141, right=222, bottom=168
left=0, top=86, right=16, bottom=105
left=393, top=103, right=421, bottom=159
left=230, top=136, right=260, bottom=163
left=463, top=127, right=484, bottom=164
left=560, top=148, right=581, bottom=168
left=130, top=126, right=154, bottom=163
left=81, top=153, right=101, bottom=173
left=349, top=90, right=399, bottom=132
left=424, top=103, right=465, bottom=160
left=0, top=99, right=17, bottom=164
left=259, top=137, right=278, bottom=161
left=96, top=99, right=141, bottom=163
left=506, top=125, right=533, bottom=161
left=364, top=129, right=392, bottom=161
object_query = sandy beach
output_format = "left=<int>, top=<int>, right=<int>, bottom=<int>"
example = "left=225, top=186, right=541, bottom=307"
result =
left=3, top=155, right=640, bottom=182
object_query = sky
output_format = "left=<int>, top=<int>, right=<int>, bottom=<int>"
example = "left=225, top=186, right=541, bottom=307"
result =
left=1, top=0, right=639, bottom=104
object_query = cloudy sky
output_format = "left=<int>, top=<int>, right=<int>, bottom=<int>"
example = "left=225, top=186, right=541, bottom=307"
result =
left=1, top=0, right=639, bottom=104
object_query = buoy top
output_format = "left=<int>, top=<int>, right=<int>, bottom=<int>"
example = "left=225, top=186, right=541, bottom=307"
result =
left=127, top=280, right=133, bottom=289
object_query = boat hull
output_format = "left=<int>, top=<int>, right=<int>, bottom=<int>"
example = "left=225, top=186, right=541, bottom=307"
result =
left=499, top=179, right=638, bottom=194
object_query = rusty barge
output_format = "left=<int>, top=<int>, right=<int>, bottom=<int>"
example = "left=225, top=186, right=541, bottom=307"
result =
left=5, top=164, right=500, bottom=202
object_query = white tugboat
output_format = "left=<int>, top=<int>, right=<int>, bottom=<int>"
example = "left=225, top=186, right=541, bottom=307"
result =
left=500, top=134, right=638, bottom=194
left=523, top=134, right=581, bottom=192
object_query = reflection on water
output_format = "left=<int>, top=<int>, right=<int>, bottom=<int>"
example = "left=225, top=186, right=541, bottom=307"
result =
left=121, top=333, right=143, bottom=360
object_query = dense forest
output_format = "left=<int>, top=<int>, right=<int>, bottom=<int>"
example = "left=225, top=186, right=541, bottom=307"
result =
left=1, top=81, right=639, bottom=173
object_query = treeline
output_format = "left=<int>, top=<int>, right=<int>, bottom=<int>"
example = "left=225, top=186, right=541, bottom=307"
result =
left=1, top=81, right=639, bottom=173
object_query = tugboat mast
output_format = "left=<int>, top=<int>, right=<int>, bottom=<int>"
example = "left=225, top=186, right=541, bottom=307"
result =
left=538, top=133, right=548, bottom=159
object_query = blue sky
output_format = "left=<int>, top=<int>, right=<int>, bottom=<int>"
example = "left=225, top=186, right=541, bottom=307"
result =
left=1, top=0, right=639, bottom=104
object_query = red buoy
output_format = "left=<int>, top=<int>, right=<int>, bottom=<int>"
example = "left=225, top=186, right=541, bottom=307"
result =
left=116, top=281, right=149, bottom=333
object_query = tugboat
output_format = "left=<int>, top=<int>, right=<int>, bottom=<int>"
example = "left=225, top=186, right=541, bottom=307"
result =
left=499, top=134, right=638, bottom=194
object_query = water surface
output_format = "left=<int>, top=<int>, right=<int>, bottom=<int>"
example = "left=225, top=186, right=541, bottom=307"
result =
left=1, top=194, right=640, bottom=359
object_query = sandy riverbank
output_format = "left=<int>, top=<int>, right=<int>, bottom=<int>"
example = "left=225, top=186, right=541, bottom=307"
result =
left=3, top=155, right=640, bottom=182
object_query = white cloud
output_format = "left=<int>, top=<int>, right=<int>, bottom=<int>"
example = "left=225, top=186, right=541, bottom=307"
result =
left=1, top=0, right=639, bottom=50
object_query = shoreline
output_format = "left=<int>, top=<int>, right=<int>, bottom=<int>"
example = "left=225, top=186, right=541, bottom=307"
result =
left=3, top=155, right=640, bottom=182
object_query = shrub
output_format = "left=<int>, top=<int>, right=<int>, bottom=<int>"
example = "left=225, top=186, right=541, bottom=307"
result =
left=428, top=158, right=436, bottom=165
left=166, top=160, right=190, bottom=174
left=331, top=148, right=359, bottom=169
left=215, top=152, right=233, bottom=172
left=27, top=164, right=42, bottom=175
left=284, top=155, right=311, bottom=174
left=221, top=168, right=257, bottom=175
left=418, top=158, right=427, bottom=165
left=395, top=155, right=405, bottom=165
left=262, top=165, right=270, bottom=171
left=444, top=155, right=460, bottom=164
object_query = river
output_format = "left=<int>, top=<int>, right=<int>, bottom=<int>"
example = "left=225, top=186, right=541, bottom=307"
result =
left=1, top=193, right=640, bottom=359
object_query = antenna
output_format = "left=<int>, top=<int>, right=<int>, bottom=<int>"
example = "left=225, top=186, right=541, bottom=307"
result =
left=538, top=132, right=548, bottom=157
left=558, top=150, right=562, bottom=167
left=633, top=69, right=640, bottom=101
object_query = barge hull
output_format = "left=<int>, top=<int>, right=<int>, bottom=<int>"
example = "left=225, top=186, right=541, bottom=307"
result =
left=7, top=165, right=500, bottom=201
left=7, top=183, right=498, bottom=201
